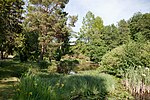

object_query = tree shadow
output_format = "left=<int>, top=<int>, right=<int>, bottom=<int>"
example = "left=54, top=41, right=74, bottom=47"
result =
left=0, top=77, right=19, bottom=100
left=0, top=60, right=28, bottom=78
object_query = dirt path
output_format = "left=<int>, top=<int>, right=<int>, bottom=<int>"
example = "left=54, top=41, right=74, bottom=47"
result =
left=0, top=77, right=19, bottom=100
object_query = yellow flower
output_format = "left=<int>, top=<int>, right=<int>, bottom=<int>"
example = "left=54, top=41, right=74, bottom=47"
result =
left=16, top=89, right=20, bottom=91
left=56, top=83, right=60, bottom=86
left=29, top=92, right=32, bottom=95
left=61, top=84, right=64, bottom=87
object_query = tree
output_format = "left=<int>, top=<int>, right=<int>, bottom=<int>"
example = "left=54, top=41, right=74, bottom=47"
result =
left=101, top=24, right=119, bottom=50
left=0, top=0, right=24, bottom=59
left=25, top=0, right=77, bottom=61
left=117, top=19, right=131, bottom=45
left=78, top=11, right=95, bottom=44
left=129, top=12, right=150, bottom=42
left=77, top=11, right=105, bottom=62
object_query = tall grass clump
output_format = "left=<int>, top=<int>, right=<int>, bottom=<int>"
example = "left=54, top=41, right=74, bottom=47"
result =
left=123, top=66, right=150, bottom=100
left=13, top=70, right=133, bottom=100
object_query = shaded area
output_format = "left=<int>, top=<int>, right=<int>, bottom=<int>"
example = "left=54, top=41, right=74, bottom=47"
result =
left=0, top=77, right=19, bottom=100
left=0, top=60, right=29, bottom=99
left=0, top=60, right=31, bottom=78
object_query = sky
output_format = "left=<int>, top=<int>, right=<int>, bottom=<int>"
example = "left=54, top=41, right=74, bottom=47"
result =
left=64, top=0, right=150, bottom=32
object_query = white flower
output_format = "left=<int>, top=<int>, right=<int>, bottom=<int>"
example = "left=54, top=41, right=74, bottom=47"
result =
left=138, top=65, right=142, bottom=68
left=141, top=74, right=146, bottom=77
left=145, top=67, right=149, bottom=71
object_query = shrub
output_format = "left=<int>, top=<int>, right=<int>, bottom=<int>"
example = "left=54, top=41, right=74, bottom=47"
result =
left=57, top=59, right=79, bottom=74
left=101, top=42, right=150, bottom=77
left=61, top=54, right=100, bottom=72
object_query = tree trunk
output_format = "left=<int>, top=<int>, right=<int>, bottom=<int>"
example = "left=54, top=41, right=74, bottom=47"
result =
left=0, top=50, right=4, bottom=59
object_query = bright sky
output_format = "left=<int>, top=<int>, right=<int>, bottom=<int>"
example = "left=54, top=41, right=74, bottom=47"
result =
left=65, top=0, right=150, bottom=32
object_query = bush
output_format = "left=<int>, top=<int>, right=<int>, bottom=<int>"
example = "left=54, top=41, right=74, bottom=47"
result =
left=13, top=71, right=133, bottom=100
left=57, top=59, right=79, bottom=74
left=62, top=54, right=100, bottom=71
left=101, top=42, right=150, bottom=77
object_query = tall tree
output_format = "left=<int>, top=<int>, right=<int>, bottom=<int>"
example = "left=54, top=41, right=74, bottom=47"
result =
left=0, top=0, right=24, bottom=59
left=25, top=0, right=77, bottom=61
left=77, top=11, right=105, bottom=62
left=78, top=11, right=95, bottom=44
left=102, top=24, right=119, bottom=50
left=117, top=19, right=131, bottom=45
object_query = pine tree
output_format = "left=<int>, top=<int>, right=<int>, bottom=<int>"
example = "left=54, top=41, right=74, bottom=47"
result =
left=25, top=0, right=77, bottom=61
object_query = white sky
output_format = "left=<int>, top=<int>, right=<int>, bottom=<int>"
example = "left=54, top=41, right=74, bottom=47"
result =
left=65, top=0, right=150, bottom=32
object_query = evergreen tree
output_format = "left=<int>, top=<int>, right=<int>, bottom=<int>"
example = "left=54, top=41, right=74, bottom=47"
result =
left=25, top=0, right=77, bottom=61
left=117, top=19, right=131, bottom=45
left=102, top=24, right=119, bottom=50
left=129, top=12, right=150, bottom=42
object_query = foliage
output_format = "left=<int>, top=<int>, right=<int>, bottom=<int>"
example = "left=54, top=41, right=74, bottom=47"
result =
left=129, top=12, right=150, bottom=42
left=38, top=60, right=50, bottom=69
left=117, top=19, right=131, bottom=45
left=61, top=54, right=100, bottom=71
left=101, top=42, right=150, bottom=77
left=16, top=30, right=39, bottom=62
left=76, top=11, right=106, bottom=62
left=57, top=59, right=79, bottom=73
left=0, top=0, right=24, bottom=59
left=25, top=0, right=77, bottom=62
left=13, top=71, right=132, bottom=100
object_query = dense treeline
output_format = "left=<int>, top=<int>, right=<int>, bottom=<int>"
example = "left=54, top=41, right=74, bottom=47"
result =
left=75, top=11, right=150, bottom=63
